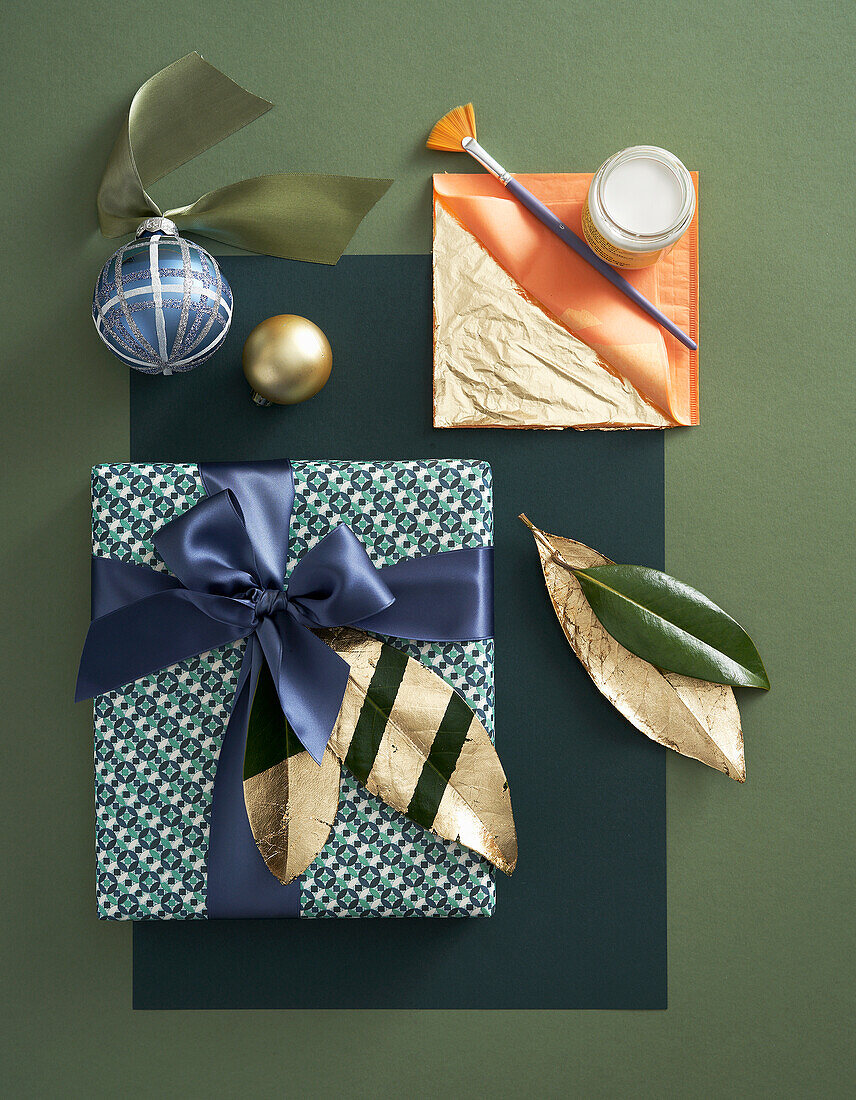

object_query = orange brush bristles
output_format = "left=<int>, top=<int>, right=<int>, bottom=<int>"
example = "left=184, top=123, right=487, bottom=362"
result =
left=426, top=103, right=477, bottom=151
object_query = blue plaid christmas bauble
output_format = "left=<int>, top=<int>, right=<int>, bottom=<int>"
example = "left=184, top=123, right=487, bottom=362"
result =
left=92, top=218, right=233, bottom=374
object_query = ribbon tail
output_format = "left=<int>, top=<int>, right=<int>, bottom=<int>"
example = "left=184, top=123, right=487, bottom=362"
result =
left=90, top=556, right=182, bottom=617
left=75, top=588, right=254, bottom=701
left=256, top=615, right=349, bottom=765
left=96, top=111, right=161, bottom=236
left=205, top=635, right=299, bottom=917
left=167, top=172, right=393, bottom=264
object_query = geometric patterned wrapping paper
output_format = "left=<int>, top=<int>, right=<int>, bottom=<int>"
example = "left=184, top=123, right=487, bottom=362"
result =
left=91, top=460, right=495, bottom=918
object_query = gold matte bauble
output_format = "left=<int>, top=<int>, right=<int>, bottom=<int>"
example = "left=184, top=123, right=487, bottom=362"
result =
left=243, top=315, right=332, bottom=405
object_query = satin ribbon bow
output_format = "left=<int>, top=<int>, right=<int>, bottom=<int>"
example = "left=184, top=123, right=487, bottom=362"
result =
left=76, top=461, right=493, bottom=766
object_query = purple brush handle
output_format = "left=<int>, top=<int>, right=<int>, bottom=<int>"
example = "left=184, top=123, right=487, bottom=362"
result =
left=505, top=177, right=697, bottom=351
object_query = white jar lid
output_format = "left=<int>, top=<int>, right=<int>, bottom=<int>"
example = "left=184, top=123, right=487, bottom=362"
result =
left=589, top=146, right=695, bottom=252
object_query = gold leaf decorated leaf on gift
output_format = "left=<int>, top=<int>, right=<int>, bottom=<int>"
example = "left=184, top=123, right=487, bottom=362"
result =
left=244, top=660, right=341, bottom=884
left=318, top=627, right=517, bottom=875
left=520, top=516, right=746, bottom=781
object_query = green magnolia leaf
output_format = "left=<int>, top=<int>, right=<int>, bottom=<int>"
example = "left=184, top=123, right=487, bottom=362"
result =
left=572, top=564, right=770, bottom=690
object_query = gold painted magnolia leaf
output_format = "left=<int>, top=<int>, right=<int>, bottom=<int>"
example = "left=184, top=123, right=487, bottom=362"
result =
left=244, top=660, right=341, bottom=884
left=317, top=626, right=517, bottom=875
left=521, top=516, right=745, bottom=781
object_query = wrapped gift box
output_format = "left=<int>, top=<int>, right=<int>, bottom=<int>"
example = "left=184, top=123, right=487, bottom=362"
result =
left=91, top=460, right=495, bottom=918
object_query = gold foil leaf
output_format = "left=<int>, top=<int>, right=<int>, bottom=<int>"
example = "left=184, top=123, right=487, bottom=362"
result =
left=244, top=662, right=341, bottom=883
left=521, top=516, right=745, bottom=781
left=318, top=627, right=518, bottom=875
left=432, top=199, right=671, bottom=430
left=243, top=749, right=341, bottom=884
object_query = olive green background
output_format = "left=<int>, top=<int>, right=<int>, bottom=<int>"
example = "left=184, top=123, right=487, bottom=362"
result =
left=2, top=1, right=854, bottom=1095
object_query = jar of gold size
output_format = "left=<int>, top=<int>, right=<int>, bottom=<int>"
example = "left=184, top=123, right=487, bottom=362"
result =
left=582, top=145, right=695, bottom=269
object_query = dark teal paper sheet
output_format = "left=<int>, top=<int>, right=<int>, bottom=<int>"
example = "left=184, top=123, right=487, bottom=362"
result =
left=130, top=254, right=666, bottom=1009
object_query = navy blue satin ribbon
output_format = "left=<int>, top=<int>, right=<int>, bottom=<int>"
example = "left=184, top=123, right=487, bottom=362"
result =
left=77, top=460, right=493, bottom=916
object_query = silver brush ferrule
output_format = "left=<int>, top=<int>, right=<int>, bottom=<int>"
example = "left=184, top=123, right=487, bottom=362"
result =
left=462, top=137, right=511, bottom=185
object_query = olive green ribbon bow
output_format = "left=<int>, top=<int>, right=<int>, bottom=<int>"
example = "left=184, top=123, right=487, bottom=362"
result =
left=97, top=52, right=392, bottom=263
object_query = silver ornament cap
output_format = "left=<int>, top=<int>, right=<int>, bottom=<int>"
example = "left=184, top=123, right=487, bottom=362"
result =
left=135, top=216, right=179, bottom=238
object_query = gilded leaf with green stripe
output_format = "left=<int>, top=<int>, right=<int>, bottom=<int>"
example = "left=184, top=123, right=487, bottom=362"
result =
left=319, top=627, right=517, bottom=876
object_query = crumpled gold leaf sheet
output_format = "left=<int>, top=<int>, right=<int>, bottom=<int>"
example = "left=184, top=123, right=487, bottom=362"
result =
left=521, top=517, right=745, bottom=780
left=244, top=748, right=341, bottom=884
left=432, top=200, right=671, bottom=430
left=320, top=627, right=518, bottom=874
